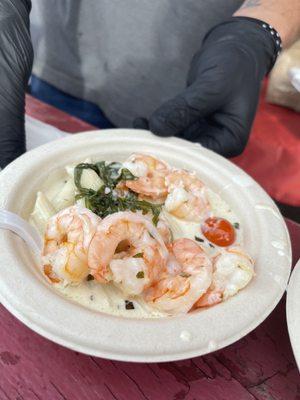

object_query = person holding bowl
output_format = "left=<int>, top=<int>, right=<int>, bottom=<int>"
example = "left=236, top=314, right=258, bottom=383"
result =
left=0, top=0, right=299, bottom=169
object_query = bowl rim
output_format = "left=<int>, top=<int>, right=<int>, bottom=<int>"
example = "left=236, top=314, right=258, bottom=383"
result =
left=286, top=259, right=300, bottom=370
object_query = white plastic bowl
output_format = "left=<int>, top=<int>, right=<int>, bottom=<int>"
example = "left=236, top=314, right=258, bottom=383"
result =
left=0, top=129, right=292, bottom=362
left=287, top=259, right=300, bottom=370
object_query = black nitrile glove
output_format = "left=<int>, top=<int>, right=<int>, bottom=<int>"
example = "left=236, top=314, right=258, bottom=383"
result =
left=134, top=17, right=278, bottom=157
left=0, top=0, right=33, bottom=169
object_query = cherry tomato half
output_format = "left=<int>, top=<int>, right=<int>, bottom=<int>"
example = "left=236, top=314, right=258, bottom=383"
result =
left=201, top=217, right=235, bottom=247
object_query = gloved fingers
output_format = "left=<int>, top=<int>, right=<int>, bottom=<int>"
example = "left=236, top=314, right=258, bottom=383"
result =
left=182, top=114, right=249, bottom=158
left=0, top=0, right=33, bottom=169
left=133, top=117, right=149, bottom=130
left=178, top=117, right=210, bottom=140
left=133, top=112, right=248, bottom=158
left=147, top=77, right=226, bottom=137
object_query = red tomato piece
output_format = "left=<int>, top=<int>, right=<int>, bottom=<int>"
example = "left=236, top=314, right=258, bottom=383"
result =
left=201, top=217, right=235, bottom=247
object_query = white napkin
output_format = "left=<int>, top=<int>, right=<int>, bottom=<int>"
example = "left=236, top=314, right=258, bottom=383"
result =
left=25, top=115, right=69, bottom=150
left=289, top=67, right=300, bottom=93
left=0, top=117, right=69, bottom=172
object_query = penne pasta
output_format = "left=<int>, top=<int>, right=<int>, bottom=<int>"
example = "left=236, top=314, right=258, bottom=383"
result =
left=80, top=169, right=103, bottom=191
left=30, top=191, right=56, bottom=234
left=51, top=178, right=76, bottom=211
left=66, top=158, right=103, bottom=192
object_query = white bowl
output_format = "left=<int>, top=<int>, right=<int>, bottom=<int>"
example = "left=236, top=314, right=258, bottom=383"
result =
left=287, top=259, right=300, bottom=370
left=0, top=129, right=292, bottom=362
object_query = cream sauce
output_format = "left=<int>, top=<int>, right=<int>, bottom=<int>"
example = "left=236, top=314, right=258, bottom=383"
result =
left=55, top=280, right=167, bottom=318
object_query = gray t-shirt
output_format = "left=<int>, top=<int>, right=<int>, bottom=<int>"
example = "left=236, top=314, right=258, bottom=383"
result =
left=31, top=0, right=242, bottom=127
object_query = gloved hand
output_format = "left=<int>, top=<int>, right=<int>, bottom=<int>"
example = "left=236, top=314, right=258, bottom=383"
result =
left=134, top=17, right=278, bottom=157
left=0, top=0, right=33, bottom=169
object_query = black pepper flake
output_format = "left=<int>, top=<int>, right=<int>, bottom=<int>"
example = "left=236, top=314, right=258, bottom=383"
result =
left=180, top=272, right=191, bottom=278
left=195, top=236, right=204, bottom=243
left=136, top=271, right=145, bottom=279
left=87, top=274, right=94, bottom=281
left=209, top=243, right=215, bottom=248
left=125, top=300, right=135, bottom=310
left=90, top=295, right=94, bottom=301
left=233, top=222, right=240, bottom=229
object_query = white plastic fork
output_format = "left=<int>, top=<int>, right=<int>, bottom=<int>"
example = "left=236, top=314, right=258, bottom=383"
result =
left=0, top=209, right=43, bottom=255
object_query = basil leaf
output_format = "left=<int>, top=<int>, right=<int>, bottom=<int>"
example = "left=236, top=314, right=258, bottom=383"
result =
left=180, top=272, right=191, bottom=278
left=133, top=253, right=144, bottom=258
left=74, top=161, right=162, bottom=225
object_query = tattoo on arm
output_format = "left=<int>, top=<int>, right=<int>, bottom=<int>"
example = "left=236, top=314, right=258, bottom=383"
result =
left=240, top=0, right=261, bottom=9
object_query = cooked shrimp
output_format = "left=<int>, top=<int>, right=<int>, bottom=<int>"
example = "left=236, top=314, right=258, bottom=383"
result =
left=145, top=238, right=212, bottom=315
left=42, top=205, right=101, bottom=284
left=164, top=170, right=209, bottom=221
left=123, top=154, right=170, bottom=200
left=137, top=212, right=172, bottom=244
left=195, top=247, right=254, bottom=308
left=156, top=219, right=172, bottom=244
left=88, top=211, right=169, bottom=295
left=166, top=169, right=204, bottom=194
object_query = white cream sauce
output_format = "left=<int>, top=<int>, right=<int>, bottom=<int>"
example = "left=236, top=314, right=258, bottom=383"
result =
left=55, top=280, right=167, bottom=318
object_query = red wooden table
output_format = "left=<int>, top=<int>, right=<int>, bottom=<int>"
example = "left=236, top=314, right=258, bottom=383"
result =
left=0, top=95, right=299, bottom=400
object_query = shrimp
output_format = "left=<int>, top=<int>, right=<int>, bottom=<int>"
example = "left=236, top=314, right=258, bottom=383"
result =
left=145, top=238, right=212, bottom=315
left=123, top=154, right=170, bottom=200
left=164, top=170, right=209, bottom=222
left=42, top=205, right=101, bottom=284
left=88, top=211, right=169, bottom=296
left=195, top=247, right=254, bottom=308
left=166, top=169, right=205, bottom=194
left=137, top=211, right=172, bottom=244
left=157, top=219, right=172, bottom=244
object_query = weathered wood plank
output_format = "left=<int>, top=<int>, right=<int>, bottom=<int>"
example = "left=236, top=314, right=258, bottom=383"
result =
left=26, top=95, right=96, bottom=134
left=248, top=367, right=300, bottom=400
left=216, top=297, right=296, bottom=388
left=0, top=305, right=256, bottom=400
left=1, top=299, right=297, bottom=400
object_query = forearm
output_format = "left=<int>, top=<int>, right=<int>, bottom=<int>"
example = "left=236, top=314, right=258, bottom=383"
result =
left=0, top=0, right=33, bottom=168
left=235, top=0, right=300, bottom=47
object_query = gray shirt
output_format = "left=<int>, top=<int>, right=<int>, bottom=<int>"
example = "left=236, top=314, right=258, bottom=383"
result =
left=31, top=0, right=242, bottom=127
